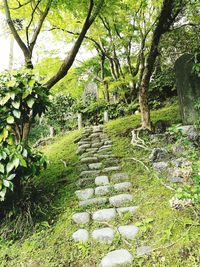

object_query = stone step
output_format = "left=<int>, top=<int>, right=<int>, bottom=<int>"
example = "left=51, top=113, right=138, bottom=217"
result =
left=95, top=185, right=111, bottom=196
left=89, top=162, right=103, bottom=170
left=118, top=225, right=139, bottom=240
left=109, top=194, right=133, bottom=207
left=100, top=249, right=133, bottom=267
left=73, top=206, right=139, bottom=225
left=95, top=175, right=109, bottom=186
left=75, top=188, right=94, bottom=200
left=72, top=229, right=89, bottom=242
left=73, top=224, right=139, bottom=244
left=102, top=166, right=121, bottom=173
left=80, top=157, right=99, bottom=164
left=80, top=170, right=100, bottom=178
left=92, top=208, right=117, bottom=222
left=111, top=172, right=129, bottom=182
left=79, top=197, right=108, bottom=207
left=113, top=182, right=132, bottom=192
left=72, top=212, right=90, bottom=224
left=92, top=227, right=114, bottom=244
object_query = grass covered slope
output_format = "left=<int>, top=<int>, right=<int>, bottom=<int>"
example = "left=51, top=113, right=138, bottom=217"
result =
left=0, top=104, right=199, bottom=266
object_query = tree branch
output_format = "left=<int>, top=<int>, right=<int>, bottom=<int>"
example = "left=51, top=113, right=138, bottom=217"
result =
left=45, top=0, right=104, bottom=89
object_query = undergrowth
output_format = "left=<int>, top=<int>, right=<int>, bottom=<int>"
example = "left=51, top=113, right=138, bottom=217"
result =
left=0, top=104, right=199, bottom=266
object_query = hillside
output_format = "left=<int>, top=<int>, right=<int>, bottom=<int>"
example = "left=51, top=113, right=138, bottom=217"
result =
left=0, top=105, right=199, bottom=267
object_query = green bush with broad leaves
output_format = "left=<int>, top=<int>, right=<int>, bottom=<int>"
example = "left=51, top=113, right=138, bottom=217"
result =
left=0, top=70, right=49, bottom=201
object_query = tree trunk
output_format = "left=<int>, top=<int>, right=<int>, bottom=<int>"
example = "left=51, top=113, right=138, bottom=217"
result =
left=138, top=0, right=183, bottom=129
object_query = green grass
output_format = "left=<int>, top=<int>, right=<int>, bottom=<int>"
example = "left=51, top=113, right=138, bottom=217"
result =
left=0, top=104, right=199, bottom=267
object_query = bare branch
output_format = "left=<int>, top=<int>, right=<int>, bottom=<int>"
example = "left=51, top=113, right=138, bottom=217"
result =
left=10, top=0, right=32, bottom=10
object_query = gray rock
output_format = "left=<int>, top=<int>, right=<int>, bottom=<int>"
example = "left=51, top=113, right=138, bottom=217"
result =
left=98, top=154, right=115, bottom=159
left=172, top=143, right=186, bottom=155
left=109, top=194, right=133, bottom=207
left=168, top=176, right=184, bottom=183
left=114, top=182, right=132, bottom=192
left=72, top=229, right=89, bottom=242
left=153, top=162, right=168, bottom=172
left=92, top=142, right=104, bottom=148
left=118, top=225, right=139, bottom=240
left=76, top=147, right=86, bottom=155
left=80, top=157, right=98, bottom=164
left=79, top=197, right=107, bottom=207
left=117, top=206, right=139, bottom=215
left=149, top=148, right=169, bottom=162
left=89, top=162, right=103, bottom=170
left=75, top=188, right=94, bottom=200
left=111, top=173, right=129, bottom=182
left=80, top=152, right=94, bottom=159
left=104, top=140, right=112, bottom=145
left=92, top=208, right=116, bottom=222
left=80, top=170, right=100, bottom=178
left=76, top=178, right=94, bottom=188
left=101, top=249, right=133, bottom=267
left=95, top=185, right=111, bottom=196
left=172, top=157, right=192, bottom=167
left=95, top=176, right=109, bottom=186
left=90, top=133, right=101, bottom=138
left=92, top=227, right=114, bottom=244
left=79, top=144, right=91, bottom=150
left=86, top=148, right=99, bottom=153
left=103, top=166, right=121, bottom=173
left=72, top=212, right=90, bottom=224
left=99, top=145, right=112, bottom=150
left=136, top=245, right=152, bottom=256
left=93, top=125, right=103, bottom=132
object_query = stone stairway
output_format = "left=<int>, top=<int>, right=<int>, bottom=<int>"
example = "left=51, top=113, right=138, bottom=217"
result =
left=72, top=125, right=140, bottom=266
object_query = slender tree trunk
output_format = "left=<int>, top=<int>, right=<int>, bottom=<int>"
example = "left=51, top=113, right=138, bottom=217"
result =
left=138, top=0, right=183, bottom=129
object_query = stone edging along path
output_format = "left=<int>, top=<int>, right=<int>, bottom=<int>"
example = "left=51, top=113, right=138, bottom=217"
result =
left=72, top=125, right=149, bottom=266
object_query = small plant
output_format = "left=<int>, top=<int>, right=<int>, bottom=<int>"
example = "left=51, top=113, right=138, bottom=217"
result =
left=0, top=69, right=49, bottom=201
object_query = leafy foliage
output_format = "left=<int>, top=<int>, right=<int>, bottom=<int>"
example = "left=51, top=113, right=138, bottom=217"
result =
left=0, top=70, right=49, bottom=200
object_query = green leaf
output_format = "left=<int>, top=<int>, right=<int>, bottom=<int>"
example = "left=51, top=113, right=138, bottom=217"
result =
left=0, top=94, right=11, bottom=105
left=7, top=116, right=14, bottom=124
left=0, top=163, right=4, bottom=174
left=27, top=98, right=35, bottom=108
left=13, top=110, right=21, bottom=119
left=0, top=188, right=7, bottom=201
left=22, top=89, right=32, bottom=99
left=6, top=162, right=15, bottom=173
left=3, top=128, right=9, bottom=141
left=20, top=158, right=27, bottom=167
left=13, top=158, right=20, bottom=168
left=6, top=80, right=16, bottom=87
left=7, top=174, right=15, bottom=181
left=3, top=180, right=13, bottom=190
left=22, top=149, right=28, bottom=158
left=28, top=79, right=35, bottom=88
left=12, top=101, right=20, bottom=109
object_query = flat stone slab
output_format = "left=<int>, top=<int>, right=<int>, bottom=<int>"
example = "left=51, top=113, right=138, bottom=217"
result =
left=101, top=249, right=133, bottom=267
left=117, top=206, right=139, bottom=215
left=89, top=162, right=103, bottom=170
left=114, top=182, right=132, bottom=192
left=80, top=170, right=100, bottom=178
left=118, top=225, right=139, bottom=240
left=97, top=154, right=115, bottom=159
left=111, top=173, right=129, bottom=182
left=80, top=157, right=98, bottom=164
left=92, top=142, right=104, bottom=148
left=79, top=144, right=91, bottom=150
left=79, top=197, right=107, bottom=207
left=75, top=188, right=94, bottom=200
left=109, top=194, right=133, bottom=207
left=72, top=229, right=89, bottom=242
left=95, top=176, right=109, bottom=186
left=92, top=227, right=114, bottom=244
left=95, top=185, right=111, bottom=196
left=136, top=245, right=152, bottom=256
left=92, top=208, right=116, bottom=222
left=72, top=212, right=90, bottom=224
left=103, top=166, right=121, bottom=173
